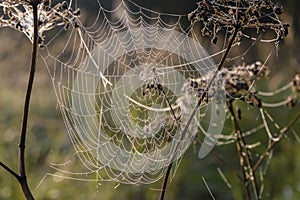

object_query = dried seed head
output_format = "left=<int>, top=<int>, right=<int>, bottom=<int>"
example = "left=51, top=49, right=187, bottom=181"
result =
left=189, top=0, right=289, bottom=44
left=274, top=3, right=283, bottom=15
left=182, top=61, right=269, bottom=106
left=0, top=0, right=80, bottom=46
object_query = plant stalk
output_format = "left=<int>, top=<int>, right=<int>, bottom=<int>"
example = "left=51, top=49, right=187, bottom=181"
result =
left=253, top=112, right=300, bottom=171
left=18, top=1, right=40, bottom=199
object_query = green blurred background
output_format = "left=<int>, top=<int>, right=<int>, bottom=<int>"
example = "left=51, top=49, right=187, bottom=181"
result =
left=0, top=0, right=300, bottom=199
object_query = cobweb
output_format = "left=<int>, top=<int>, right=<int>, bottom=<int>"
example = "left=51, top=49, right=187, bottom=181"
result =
left=41, top=0, right=226, bottom=184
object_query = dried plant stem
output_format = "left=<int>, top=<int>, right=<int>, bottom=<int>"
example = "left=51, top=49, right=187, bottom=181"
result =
left=153, top=70, right=178, bottom=200
left=253, top=112, right=300, bottom=171
left=0, top=161, right=19, bottom=179
left=227, top=101, right=260, bottom=200
left=0, top=1, right=40, bottom=200
left=18, top=1, right=39, bottom=199
left=159, top=162, right=173, bottom=200
left=227, top=101, right=250, bottom=200
left=193, top=135, right=242, bottom=181
left=211, top=151, right=242, bottom=181
left=159, top=26, right=240, bottom=200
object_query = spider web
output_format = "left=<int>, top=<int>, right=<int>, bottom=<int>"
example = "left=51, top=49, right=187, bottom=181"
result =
left=41, top=0, right=226, bottom=184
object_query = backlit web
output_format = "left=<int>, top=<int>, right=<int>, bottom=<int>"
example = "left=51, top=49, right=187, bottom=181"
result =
left=41, top=0, right=225, bottom=184
left=38, top=0, right=298, bottom=187
left=0, top=0, right=298, bottom=197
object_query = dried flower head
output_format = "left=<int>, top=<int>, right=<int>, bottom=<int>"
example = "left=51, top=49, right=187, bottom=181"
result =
left=0, top=0, right=80, bottom=47
left=221, top=61, right=269, bottom=98
left=183, top=61, right=269, bottom=106
left=188, top=0, right=289, bottom=44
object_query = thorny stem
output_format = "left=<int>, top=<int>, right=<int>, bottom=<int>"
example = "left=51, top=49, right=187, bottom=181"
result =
left=253, top=112, right=300, bottom=171
left=0, top=1, right=40, bottom=200
left=228, top=101, right=260, bottom=200
left=159, top=26, right=240, bottom=200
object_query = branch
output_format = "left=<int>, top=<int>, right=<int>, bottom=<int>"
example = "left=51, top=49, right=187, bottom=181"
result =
left=0, top=1, right=40, bottom=199
left=227, top=101, right=260, bottom=200
left=211, top=151, right=242, bottom=181
left=253, top=112, right=300, bottom=171
left=152, top=69, right=179, bottom=200
left=18, top=1, right=40, bottom=199
left=227, top=101, right=251, bottom=200
left=0, top=161, right=19, bottom=180
left=193, top=135, right=242, bottom=181
left=159, top=162, right=173, bottom=200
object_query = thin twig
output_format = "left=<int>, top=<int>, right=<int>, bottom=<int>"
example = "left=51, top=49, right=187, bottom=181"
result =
left=211, top=151, right=242, bottom=181
left=159, top=162, right=173, bottom=200
left=193, top=136, right=242, bottom=181
left=227, top=101, right=251, bottom=200
left=0, top=161, right=19, bottom=180
left=202, top=177, right=216, bottom=200
left=152, top=69, right=179, bottom=200
left=228, top=100, right=261, bottom=200
left=253, top=112, right=300, bottom=171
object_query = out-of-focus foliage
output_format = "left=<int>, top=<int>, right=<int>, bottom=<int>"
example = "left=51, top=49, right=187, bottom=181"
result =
left=0, top=0, right=299, bottom=199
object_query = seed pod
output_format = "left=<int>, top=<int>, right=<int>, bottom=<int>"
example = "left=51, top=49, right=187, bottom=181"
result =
left=274, top=4, right=283, bottom=15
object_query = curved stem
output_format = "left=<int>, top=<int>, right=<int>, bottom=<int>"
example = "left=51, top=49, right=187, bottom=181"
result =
left=253, top=112, right=300, bottom=171
left=18, top=2, right=40, bottom=200
left=159, top=162, right=173, bottom=200
left=0, top=2, right=39, bottom=199
left=0, top=161, right=19, bottom=179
